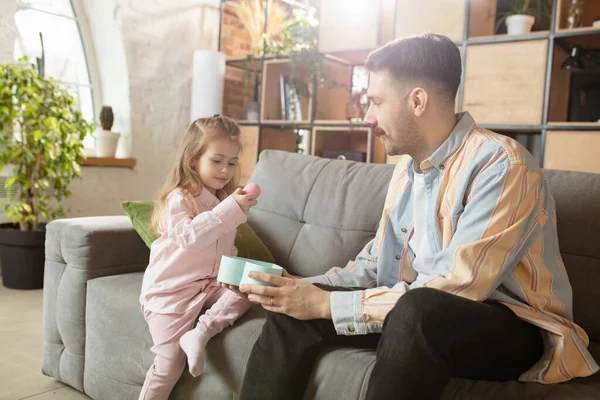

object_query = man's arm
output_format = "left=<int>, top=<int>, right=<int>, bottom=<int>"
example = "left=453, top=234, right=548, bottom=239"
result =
left=330, top=164, right=545, bottom=335
left=303, top=237, right=379, bottom=288
left=302, top=160, right=411, bottom=287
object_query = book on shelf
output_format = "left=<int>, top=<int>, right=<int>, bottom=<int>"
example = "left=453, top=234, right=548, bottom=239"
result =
left=279, top=75, right=303, bottom=121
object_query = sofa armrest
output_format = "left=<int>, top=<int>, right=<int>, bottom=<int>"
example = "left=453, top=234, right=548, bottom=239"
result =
left=42, top=216, right=150, bottom=391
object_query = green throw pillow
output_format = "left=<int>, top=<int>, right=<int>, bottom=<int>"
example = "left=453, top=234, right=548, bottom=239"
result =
left=120, top=201, right=275, bottom=264
left=121, top=201, right=158, bottom=248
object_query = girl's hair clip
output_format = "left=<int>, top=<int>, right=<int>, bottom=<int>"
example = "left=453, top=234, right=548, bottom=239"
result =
left=213, top=113, right=220, bottom=118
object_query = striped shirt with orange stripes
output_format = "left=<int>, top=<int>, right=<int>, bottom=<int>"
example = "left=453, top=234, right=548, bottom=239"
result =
left=306, top=112, right=599, bottom=383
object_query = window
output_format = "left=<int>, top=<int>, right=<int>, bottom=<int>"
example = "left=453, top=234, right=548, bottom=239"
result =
left=14, top=0, right=96, bottom=148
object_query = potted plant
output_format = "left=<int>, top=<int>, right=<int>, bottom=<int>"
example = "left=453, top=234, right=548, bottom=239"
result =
left=93, top=106, right=120, bottom=157
left=0, top=58, right=92, bottom=289
left=496, top=0, right=552, bottom=35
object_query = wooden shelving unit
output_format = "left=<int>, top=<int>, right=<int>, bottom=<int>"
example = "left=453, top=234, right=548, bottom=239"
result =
left=220, top=0, right=600, bottom=177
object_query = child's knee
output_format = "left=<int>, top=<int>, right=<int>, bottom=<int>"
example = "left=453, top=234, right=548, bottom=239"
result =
left=153, top=352, right=186, bottom=377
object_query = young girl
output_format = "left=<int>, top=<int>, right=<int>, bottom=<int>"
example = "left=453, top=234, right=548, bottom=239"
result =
left=139, top=116, right=257, bottom=400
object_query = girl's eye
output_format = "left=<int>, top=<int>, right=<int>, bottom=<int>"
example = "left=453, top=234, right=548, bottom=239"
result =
left=212, top=160, right=221, bottom=164
left=229, top=163, right=237, bottom=167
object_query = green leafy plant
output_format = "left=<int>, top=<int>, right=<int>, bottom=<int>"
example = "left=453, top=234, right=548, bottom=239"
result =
left=246, top=7, right=321, bottom=96
left=0, top=58, right=93, bottom=231
left=495, top=0, right=553, bottom=33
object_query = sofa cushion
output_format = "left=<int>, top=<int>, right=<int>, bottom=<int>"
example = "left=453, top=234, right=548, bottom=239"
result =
left=85, top=272, right=600, bottom=399
left=84, top=272, right=266, bottom=400
left=544, top=170, right=600, bottom=341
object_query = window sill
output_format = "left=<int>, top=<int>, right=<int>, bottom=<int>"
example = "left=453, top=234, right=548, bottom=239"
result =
left=81, top=157, right=136, bottom=168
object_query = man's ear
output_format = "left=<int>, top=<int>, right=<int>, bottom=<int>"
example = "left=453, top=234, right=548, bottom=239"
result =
left=409, top=87, right=428, bottom=117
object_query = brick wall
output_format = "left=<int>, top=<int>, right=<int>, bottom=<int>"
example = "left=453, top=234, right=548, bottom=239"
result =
left=221, top=1, right=262, bottom=120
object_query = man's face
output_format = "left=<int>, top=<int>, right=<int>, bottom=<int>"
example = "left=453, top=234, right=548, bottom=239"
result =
left=363, top=70, right=421, bottom=157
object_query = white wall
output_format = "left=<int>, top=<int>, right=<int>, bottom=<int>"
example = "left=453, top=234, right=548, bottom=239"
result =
left=63, top=0, right=222, bottom=217
left=0, top=0, right=16, bottom=64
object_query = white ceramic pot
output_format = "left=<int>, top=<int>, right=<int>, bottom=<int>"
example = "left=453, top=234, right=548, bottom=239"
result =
left=94, top=129, right=121, bottom=158
left=506, top=14, right=535, bottom=35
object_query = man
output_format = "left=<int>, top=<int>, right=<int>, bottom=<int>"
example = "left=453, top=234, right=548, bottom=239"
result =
left=228, top=33, right=599, bottom=399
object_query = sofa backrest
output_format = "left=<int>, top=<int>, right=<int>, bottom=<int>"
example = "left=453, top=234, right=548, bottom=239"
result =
left=248, top=150, right=600, bottom=340
left=248, top=150, right=393, bottom=278
left=543, top=169, right=600, bottom=341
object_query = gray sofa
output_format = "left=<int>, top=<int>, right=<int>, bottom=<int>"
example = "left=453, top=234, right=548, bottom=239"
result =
left=42, top=150, right=600, bottom=399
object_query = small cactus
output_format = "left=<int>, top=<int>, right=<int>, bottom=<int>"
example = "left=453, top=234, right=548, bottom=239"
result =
left=99, top=106, right=114, bottom=130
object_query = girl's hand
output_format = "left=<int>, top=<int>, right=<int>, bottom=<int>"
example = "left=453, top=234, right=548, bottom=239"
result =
left=232, top=187, right=258, bottom=214
left=220, top=283, right=249, bottom=300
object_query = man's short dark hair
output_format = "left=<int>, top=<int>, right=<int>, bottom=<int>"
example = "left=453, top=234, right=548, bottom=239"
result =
left=365, top=33, right=462, bottom=103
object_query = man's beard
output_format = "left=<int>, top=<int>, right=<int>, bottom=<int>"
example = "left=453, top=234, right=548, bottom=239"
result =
left=385, top=113, right=420, bottom=157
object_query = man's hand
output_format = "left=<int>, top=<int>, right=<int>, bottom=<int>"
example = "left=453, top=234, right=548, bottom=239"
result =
left=219, top=270, right=298, bottom=301
left=238, top=270, right=332, bottom=320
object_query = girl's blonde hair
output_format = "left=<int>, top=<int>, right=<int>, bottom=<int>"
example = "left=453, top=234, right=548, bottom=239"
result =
left=151, top=116, right=242, bottom=234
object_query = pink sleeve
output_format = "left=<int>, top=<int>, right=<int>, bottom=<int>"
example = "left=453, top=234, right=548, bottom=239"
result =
left=164, top=191, right=247, bottom=250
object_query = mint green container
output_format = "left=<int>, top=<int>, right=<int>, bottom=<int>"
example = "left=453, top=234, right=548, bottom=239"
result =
left=218, top=256, right=281, bottom=286
left=240, top=261, right=283, bottom=287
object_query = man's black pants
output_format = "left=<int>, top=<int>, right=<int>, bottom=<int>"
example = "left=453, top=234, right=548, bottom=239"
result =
left=239, top=286, right=543, bottom=400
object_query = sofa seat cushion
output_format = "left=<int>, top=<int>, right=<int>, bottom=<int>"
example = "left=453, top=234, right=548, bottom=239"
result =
left=84, top=272, right=266, bottom=399
left=84, top=272, right=600, bottom=400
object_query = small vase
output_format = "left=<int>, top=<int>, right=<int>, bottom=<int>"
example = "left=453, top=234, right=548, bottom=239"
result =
left=567, top=0, right=584, bottom=29
left=94, top=129, right=121, bottom=158
left=506, top=14, right=535, bottom=35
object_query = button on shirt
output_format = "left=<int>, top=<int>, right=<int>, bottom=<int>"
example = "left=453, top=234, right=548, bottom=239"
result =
left=305, top=112, right=599, bottom=384
left=140, top=188, right=247, bottom=314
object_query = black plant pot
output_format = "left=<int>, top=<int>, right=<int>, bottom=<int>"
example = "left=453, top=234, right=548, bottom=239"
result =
left=0, top=223, right=46, bottom=290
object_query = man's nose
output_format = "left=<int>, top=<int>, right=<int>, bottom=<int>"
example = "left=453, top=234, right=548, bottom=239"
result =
left=363, top=110, right=377, bottom=126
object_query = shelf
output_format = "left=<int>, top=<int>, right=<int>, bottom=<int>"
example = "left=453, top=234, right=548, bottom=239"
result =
left=480, top=125, right=544, bottom=132
left=318, top=50, right=374, bottom=66
left=260, top=59, right=312, bottom=122
left=239, top=126, right=259, bottom=185
left=547, top=122, right=600, bottom=130
left=467, top=31, right=550, bottom=45
left=312, top=128, right=370, bottom=162
left=313, top=120, right=370, bottom=127
left=556, top=31, right=600, bottom=49
left=260, top=127, right=300, bottom=154
left=260, top=120, right=312, bottom=127
left=544, top=130, right=600, bottom=173
left=463, top=40, right=548, bottom=126
left=555, top=27, right=600, bottom=37
left=238, top=120, right=259, bottom=125
left=394, top=0, right=466, bottom=42
left=82, top=157, right=136, bottom=168
left=226, top=57, right=263, bottom=72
